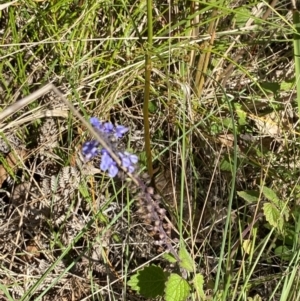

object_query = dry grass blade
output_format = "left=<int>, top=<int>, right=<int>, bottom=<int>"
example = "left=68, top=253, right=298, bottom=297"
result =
left=0, top=1, right=18, bottom=11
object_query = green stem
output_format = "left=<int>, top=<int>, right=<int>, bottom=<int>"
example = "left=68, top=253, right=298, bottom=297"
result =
left=143, top=0, right=154, bottom=180
left=293, top=10, right=300, bottom=117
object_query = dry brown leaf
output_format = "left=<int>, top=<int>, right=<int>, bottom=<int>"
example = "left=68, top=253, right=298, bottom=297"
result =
left=24, top=243, right=40, bottom=262
left=217, top=133, right=234, bottom=147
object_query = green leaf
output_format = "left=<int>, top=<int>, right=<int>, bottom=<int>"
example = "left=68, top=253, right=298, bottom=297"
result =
left=262, top=186, right=290, bottom=222
left=274, top=245, right=292, bottom=261
left=220, top=157, right=232, bottom=171
left=237, top=190, right=259, bottom=203
left=261, top=186, right=279, bottom=204
left=220, top=154, right=241, bottom=172
left=163, top=252, right=178, bottom=263
left=260, top=81, right=280, bottom=94
left=210, top=123, right=220, bottom=135
left=222, top=117, right=235, bottom=130
left=148, top=100, right=157, bottom=113
left=234, top=7, right=252, bottom=26
left=236, top=108, right=247, bottom=126
left=179, top=246, right=194, bottom=272
left=128, top=265, right=168, bottom=298
left=193, top=273, right=205, bottom=300
left=280, top=79, right=294, bottom=91
left=263, top=202, right=283, bottom=231
left=165, top=274, right=190, bottom=301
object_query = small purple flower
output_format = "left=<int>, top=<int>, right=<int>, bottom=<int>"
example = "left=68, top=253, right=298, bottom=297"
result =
left=103, top=122, right=114, bottom=134
left=90, top=117, right=102, bottom=130
left=82, top=117, right=139, bottom=177
left=118, top=151, right=138, bottom=173
left=100, top=149, right=119, bottom=177
left=124, top=151, right=138, bottom=164
left=108, top=164, right=119, bottom=177
left=82, top=140, right=100, bottom=160
left=118, top=153, right=131, bottom=168
left=115, top=125, right=128, bottom=138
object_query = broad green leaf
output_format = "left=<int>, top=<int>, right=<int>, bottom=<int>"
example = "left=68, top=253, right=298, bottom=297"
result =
left=263, top=202, right=283, bottom=231
left=262, top=186, right=279, bottom=204
left=128, top=265, right=168, bottom=298
left=237, top=190, right=259, bottom=203
left=165, top=274, right=190, bottom=301
left=260, top=81, right=280, bottom=94
left=274, top=245, right=292, bottom=261
left=261, top=186, right=290, bottom=222
left=179, top=246, right=194, bottom=272
left=193, top=273, right=205, bottom=300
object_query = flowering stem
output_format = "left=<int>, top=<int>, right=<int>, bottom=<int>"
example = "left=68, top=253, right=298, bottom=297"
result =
left=143, top=0, right=154, bottom=182
left=51, top=86, right=141, bottom=184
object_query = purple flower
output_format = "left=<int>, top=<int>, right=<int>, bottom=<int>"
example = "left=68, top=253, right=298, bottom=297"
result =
left=118, top=151, right=138, bottom=173
left=103, top=122, right=114, bottom=134
left=82, top=140, right=100, bottom=160
left=115, top=125, right=128, bottom=138
left=82, top=117, right=139, bottom=177
left=100, top=149, right=119, bottom=177
left=124, top=151, right=138, bottom=164
left=90, top=117, right=102, bottom=130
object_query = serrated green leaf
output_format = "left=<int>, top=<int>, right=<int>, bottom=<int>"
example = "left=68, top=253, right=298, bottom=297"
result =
left=261, top=186, right=290, bottom=222
left=261, top=186, right=279, bottom=204
left=193, top=273, right=205, bottom=300
left=165, top=274, right=190, bottom=301
left=263, top=202, right=283, bottom=231
left=237, top=190, right=259, bottom=203
left=179, top=246, right=194, bottom=272
left=128, top=265, right=168, bottom=298
left=282, top=207, right=290, bottom=222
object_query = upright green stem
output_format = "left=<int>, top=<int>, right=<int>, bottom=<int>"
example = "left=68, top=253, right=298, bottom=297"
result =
left=143, top=0, right=154, bottom=181
left=293, top=10, right=300, bottom=117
